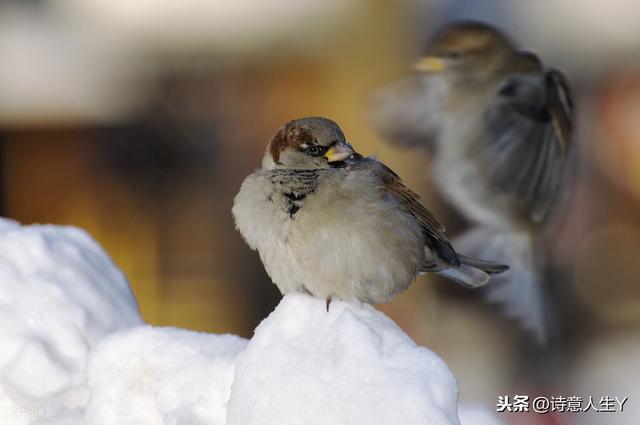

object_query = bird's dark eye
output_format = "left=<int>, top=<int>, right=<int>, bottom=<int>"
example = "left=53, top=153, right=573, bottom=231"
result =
left=303, top=143, right=327, bottom=156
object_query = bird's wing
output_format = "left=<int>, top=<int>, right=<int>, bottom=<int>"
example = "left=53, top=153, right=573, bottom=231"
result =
left=368, top=75, right=443, bottom=151
left=375, top=160, right=460, bottom=266
left=479, top=68, right=574, bottom=222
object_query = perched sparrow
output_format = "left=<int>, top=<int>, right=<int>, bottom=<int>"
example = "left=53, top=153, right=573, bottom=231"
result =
left=370, top=21, right=574, bottom=340
left=232, top=117, right=508, bottom=305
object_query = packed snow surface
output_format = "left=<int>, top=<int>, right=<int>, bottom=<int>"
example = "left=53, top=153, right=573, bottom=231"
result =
left=0, top=218, right=142, bottom=423
left=227, top=294, right=460, bottom=425
left=85, top=326, right=247, bottom=425
left=0, top=218, right=465, bottom=424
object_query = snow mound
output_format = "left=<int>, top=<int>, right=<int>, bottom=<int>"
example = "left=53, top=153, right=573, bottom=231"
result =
left=0, top=218, right=142, bottom=423
left=227, top=294, right=461, bottom=425
left=0, top=218, right=464, bottom=425
left=85, top=326, right=247, bottom=425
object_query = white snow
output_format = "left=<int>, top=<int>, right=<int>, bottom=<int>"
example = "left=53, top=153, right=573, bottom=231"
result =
left=0, top=218, right=142, bottom=424
left=85, top=326, right=247, bottom=425
left=227, top=294, right=460, bottom=425
left=0, top=218, right=464, bottom=425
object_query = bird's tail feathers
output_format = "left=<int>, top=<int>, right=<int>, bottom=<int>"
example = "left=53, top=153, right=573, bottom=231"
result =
left=434, top=252, right=508, bottom=289
left=436, top=265, right=491, bottom=289
left=457, top=254, right=510, bottom=274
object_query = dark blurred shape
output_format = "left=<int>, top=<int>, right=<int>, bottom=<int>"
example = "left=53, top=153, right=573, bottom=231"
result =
left=94, top=79, right=219, bottom=198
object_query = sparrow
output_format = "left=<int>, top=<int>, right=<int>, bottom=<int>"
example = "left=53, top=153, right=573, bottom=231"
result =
left=232, top=117, right=508, bottom=306
left=369, top=21, right=574, bottom=340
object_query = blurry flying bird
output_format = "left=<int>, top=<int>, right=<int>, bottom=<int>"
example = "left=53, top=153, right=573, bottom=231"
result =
left=370, top=21, right=574, bottom=342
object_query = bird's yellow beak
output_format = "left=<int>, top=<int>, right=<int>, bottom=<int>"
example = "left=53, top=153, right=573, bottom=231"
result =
left=413, top=56, right=446, bottom=73
left=325, top=142, right=354, bottom=163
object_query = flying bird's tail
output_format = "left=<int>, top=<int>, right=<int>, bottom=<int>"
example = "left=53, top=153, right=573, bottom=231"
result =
left=452, top=225, right=556, bottom=344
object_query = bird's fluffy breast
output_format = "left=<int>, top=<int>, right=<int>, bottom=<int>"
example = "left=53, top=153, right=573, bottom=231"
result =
left=232, top=167, right=427, bottom=302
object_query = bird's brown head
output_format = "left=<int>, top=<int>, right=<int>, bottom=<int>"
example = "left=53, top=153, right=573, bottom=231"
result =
left=264, top=117, right=357, bottom=170
left=414, top=21, right=515, bottom=76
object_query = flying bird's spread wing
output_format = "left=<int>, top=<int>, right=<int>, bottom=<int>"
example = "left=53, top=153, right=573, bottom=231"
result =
left=480, top=68, right=574, bottom=222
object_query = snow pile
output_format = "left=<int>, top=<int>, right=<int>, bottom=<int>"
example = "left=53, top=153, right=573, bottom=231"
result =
left=85, top=296, right=461, bottom=425
left=0, top=218, right=463, bottom=425
left=85, top=326, right=247, bottom=425
left=0, top=218, right=142, bottom=423
left=227, top=295, right=460, bottom=425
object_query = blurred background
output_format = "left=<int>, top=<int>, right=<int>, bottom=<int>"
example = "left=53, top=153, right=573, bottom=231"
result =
left=1, top=1, right=639, bottom=424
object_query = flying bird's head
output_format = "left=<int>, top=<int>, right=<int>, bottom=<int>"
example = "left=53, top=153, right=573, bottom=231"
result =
left=263, top=117, right=358, bottom=170
left=414, top=21, right=515, bottom=77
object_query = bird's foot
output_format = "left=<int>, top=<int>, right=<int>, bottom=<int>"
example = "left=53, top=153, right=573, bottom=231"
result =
left=326, top=297, right=332, bottom=312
